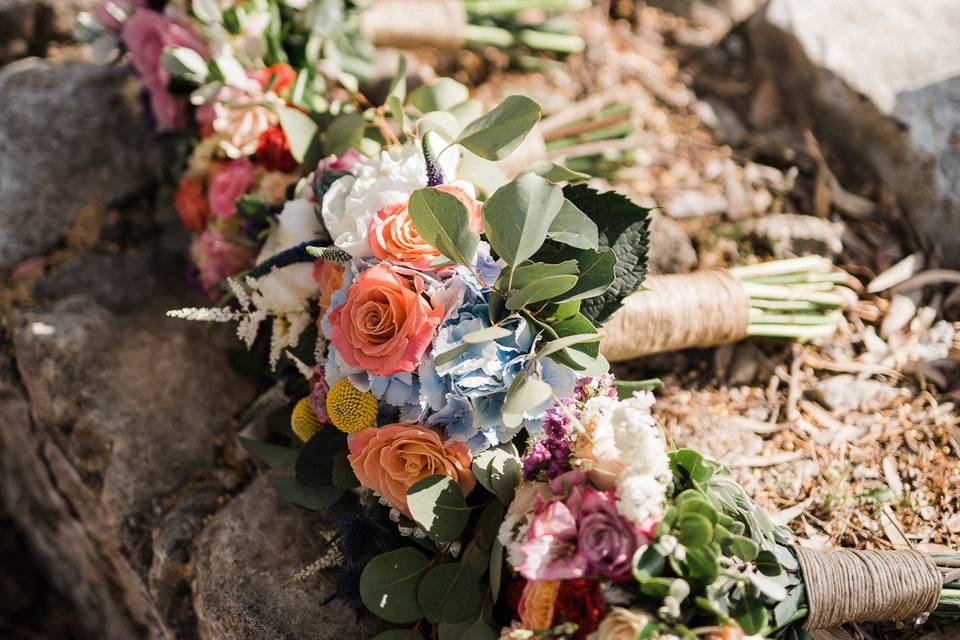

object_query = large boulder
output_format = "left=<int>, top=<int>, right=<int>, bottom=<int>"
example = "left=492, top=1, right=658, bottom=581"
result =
left=0, top=0, right=97, bottom=62
left=0, top=58, right=162, bottom=269
left=749, top=0, right=960, bottom=265
left=647, top=0, right=763, bottom=39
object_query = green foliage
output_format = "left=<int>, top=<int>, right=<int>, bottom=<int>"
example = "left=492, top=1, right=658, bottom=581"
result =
left=272, top=478, right=343, bottom=511
left=547, top=199, right=599, bottom=250
left=408, top=188, right=480, bottom=266
left=360, top=548, right=430, bottom=624
left=501, top=372, right=552, bottom=429
left=278, top=105, right=320, bottom=163
left=237, top=436, right=298, bottom=467
left=562, top=184, right=651, bottom=324
left=471, top=443, right=522, bottom=505
left=406, top=475, right=471, bottom=544
left=482, top=174, right=564, bottom=267
left=417, top=563, right=484, bottom=623
left=295, top=428, right=347, bottom=487
left=455, top=95, right=541, bottom=160
left=409, top=78, right=470, bottom=114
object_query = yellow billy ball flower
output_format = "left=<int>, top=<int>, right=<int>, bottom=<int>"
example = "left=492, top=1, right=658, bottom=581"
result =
left=290, top=397, right=323, bottom=443
left=325, top=379, right=377, bottom=434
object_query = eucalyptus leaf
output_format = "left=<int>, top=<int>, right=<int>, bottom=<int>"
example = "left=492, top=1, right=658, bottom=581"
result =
left=554, top=248, right=617, bottom=302
left=528, top=160, right=590, bottom=183
left=433, top=343, right=470, bottom=367
left=733, top=596, right=768, bottom=635
left=278, top=106, right=319, bottom=163
left=455, top=95, right=541, bottom=160
left=161, top=47, right=209, bottom=84
left=295, top=428, right=347, bottom=487
left=676, top=512, right=713, bottom=548
left=323, top=111, right=365, bottom=156
left=482, top=174, right=563, bottom=266
left=755, top=550, right=783, bottom=577
left=417, top=563, right=483, bottom=624
left=461, top=325, right=512, bottom=345
left=547, top=199, right=599, bottom=250
left=725, top=535, right=760, bottom=562
left=409, top=78, right=470, bottom=113
left=501, top=373, right=552, bottom=428
left=614, top=378, right=662, bottom=398
left=537, top=332, right=601, bottom=358
left=505, top=274, right=578, bottom=310
left=237, top=436, right=298, bottom=467
left=490, top=540, right=504, bottom=603
left=406, top=475, right=470, bottom=543
left=272, top=478, right=343, bottom=511
left=510, top=260, right=579, bottom=290
left=360, top=548, right=429, bottom=624
left=408, top=188, right=479, bottom=266
left=684, top=546, right=720, bottom=584
left=471, top=443, right=521, bottom=505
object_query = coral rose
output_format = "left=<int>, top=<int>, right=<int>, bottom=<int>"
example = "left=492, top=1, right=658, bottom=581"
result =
left=367, top=202, right=442, bottom=270
left=256, top=63, right=297, bottom=95
left=328, top=263, right=444, bottom=376
left=313, top=260, right=345, bottom=316
left=347, top=423, right=476, bottom=517
left=208, top=158, right=255, bottom=219
left=174, top=176, right=209, bottom=231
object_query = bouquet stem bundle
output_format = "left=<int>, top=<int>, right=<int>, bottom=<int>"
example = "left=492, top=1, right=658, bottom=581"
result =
left=601, top=256, right=846, bottom=361
left=361, top=0, right=589, bottom=54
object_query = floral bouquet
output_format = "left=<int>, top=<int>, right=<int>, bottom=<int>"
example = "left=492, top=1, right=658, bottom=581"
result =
left=170, top=92, right=959, bottom=639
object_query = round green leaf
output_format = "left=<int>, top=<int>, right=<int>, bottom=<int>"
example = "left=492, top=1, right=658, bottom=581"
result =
left=406, top=475, right=470, bottom=543
left=417, top=563, right=483, bottom=624
left=733, top=596, right=768, bottom=635
left=755, top=549, right=784, bottom=577
left=481, top=174, right=563, bottom=266
left=360, top=548, right=429, bottom=624
left=272, top=478, right=343, bottom=511
left=676, top=512, right=713, bottom=548
left=501, top=373, right=553, bottom=429
left=408, top=187, right=479, bottom=266
left=455, top=95, right=541, bottom=160
left=724, top=535, right=760, bottom=562
left=683, top=546, right=720, bottom=584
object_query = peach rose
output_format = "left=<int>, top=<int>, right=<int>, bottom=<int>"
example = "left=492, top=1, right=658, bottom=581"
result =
left=519, top=580, right=560, bottom=630
left=367, top=202, right=442, bottom=270
left=436, top=184, right=483, bottom=233
left=313, top=260, right=345, bottom=316
left=588, top=608, right=652, bottom=640
left=347, top=423, right=476, bottom=517
left=174, top=176, right=209, bottom=231
left=328, top=263, right=444, bottom=376
left=570, top=416, right=625, bottom=491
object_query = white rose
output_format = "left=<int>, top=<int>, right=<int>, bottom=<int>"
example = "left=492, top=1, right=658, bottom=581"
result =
left=320, top=142, right=461, bottom=257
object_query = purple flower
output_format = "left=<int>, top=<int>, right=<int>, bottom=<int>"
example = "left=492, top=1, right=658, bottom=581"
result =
left=577, top=488, right=640, bottom=580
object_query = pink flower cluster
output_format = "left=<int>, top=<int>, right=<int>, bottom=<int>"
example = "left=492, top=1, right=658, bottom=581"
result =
left=518, top=472, right=654, bottom=582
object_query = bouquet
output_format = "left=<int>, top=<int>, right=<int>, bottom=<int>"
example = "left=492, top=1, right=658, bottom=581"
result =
left=170, top=93, right=959, bottom=639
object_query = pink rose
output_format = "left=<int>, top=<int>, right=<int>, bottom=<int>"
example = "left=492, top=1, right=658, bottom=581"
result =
left=190, top=226, right=257, bottom=296
left=328, top=263, right=444, bottom=376
left=317, top=149, right=364, bottom=174
left=122, top=9, right=208, bottom=130
left=347, top=423, right=476, bottom=517
left=576, top=488, right=641, bottom=580
left=208, top=158, right=255, bottom=219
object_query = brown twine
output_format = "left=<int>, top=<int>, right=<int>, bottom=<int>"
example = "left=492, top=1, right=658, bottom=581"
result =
left=494, top=124, right=548, bottom=178
left=794, top=546, right=943, bottom=630
left=361, top=0, right=466, bottom=50
left=599, top=271, right=751, bottom=362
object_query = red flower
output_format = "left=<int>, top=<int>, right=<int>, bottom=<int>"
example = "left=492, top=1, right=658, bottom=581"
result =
left=256, top=126, right=298, bottom=173
left=552, top=579, right=605, bottom=640
left=256, top=63, right=297, bottom=95
left=174, top=176, right=209, bottom=231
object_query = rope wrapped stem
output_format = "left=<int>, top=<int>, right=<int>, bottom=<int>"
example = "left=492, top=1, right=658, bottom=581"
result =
left=361, top=0, right=467, bottom=50
left=600, top=271, right=751, bottom=362
left=794, top=546, right=943, bottom=630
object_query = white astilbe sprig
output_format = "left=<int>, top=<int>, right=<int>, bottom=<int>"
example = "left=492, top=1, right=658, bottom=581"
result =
left=166, top=307, right=243, bottom=322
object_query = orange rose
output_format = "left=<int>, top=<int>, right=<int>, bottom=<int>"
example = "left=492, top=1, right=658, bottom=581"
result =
left=174, top=176, right=209, bottom=231
left=519, top=580, right=560, bottom=630
left=347, top=423, right=476, bottom=517
left=367, top=202, right=442, bottom=270
left=313, top=260, right=345, bottom=315
left=328, top=263, right=444, bottom=376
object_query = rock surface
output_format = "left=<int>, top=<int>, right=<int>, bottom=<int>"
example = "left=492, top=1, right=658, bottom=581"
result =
left=0, top=239, right=374, bottom=639
left=0, top=0, right=97, bottom=62
left=749, top=0, right=960, bottom=265
left=648, top=0, right=763, bottom=39
left=193, top=473, right=379, bottom=640
left=0, top=58, right=162, bottom=269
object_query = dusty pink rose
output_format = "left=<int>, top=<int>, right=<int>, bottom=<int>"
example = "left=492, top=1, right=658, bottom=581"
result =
left=347, top=423, right=476, bottom=517
left=190, top=226, right=256, bottom=295
left=316, top=149, right=364, bottom=174
left=328, top=263, right=444, bottom=376
left=208, top=158, right=255, bottom=219
left=576, top=488, right=640, bottom=580
left=122, top=9, right=208, bottom=130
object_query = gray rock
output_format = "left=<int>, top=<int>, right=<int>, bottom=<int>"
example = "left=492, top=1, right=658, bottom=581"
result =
left=0, top=0, right=97, bottom=62
left=649, top=211, right=698, bottom=274
left=193, top=473, right=381, bottom=640
left=0, top=244, right=257, bottom=638
left=0, top=58, right=161, bottom=269
left=749, top=0, right=960, bottom=266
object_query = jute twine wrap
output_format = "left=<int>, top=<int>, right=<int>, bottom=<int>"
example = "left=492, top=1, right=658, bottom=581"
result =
left=794, top=546, right=943, bottom=630
left=361, top=0, right=467, bottom=50
left=495, top=124, right=548, bottom=178
left=599, top=271, right=751, bottom=362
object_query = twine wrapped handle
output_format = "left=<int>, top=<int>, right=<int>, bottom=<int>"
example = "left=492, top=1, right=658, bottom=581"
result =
left=600, top=271, right=751, bottom=362
left=361, top=0, right=467, bottom=50
left=794, top=546, right=943, bottom=630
